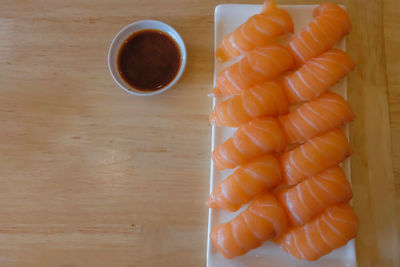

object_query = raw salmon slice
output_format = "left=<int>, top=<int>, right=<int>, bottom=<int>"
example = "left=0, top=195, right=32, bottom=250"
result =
left=277, top=165, right=352, bottom=226
left=282, top=49, right=355, bottom=103
left=213, top=44, right=294, bottom=96
left=279, top=203, right=358, bottom=261
left=280, top=128, right=351, bottom=185
left=213, top=117, right=287, bottom=170
left=216, top=0, right=294, bottom=62
left=210, top=80, right=289, bottom=127
left=279, top=91, right=354, bottom=144
left=208, top=154, right=282, bottom=212
left=289, top=3, right=351, bottom=66
left=210, top=193, right=288, bottom=259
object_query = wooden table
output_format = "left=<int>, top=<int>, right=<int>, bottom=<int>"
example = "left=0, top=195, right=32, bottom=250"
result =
left=0, top=0, right=398, bottom=266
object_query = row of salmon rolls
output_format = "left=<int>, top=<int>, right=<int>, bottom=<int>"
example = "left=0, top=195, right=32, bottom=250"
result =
left=215, top=0, right=351, bottom=67
left=210, top=49, right=355, bottom=128
left=211, top=99, right=353, bottom=172
left=210, top=130, right=357, bottom=261
left=213, top=1, right=352, bottom=96
left=210, top=165, right=357, bottom=260
left=209, top=128, right=352, bottom=211
left=209, top=1, right=358, bottom=262
left=211, top=194, right=358, bottom=261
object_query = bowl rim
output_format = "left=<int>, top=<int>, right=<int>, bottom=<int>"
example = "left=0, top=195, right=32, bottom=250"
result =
left=108, top=19, right=187, bottom=96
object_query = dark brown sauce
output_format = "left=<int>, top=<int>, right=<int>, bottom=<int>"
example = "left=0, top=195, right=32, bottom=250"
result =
left=117, top=29, right=181, bottom=92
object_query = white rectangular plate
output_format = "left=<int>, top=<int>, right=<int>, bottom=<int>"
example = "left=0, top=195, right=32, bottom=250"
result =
left=207, top=4, right=356, bottom=267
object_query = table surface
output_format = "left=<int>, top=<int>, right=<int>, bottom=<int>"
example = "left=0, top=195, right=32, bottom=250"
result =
left=0, top=0, right=399, bottom=266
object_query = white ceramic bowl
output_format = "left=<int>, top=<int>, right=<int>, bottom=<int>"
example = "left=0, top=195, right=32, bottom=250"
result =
left=108, top=20, right=187, bottom=96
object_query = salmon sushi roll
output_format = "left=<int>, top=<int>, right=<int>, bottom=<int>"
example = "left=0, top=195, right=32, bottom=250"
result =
left=280, top=128, right=351, bottom=185
left=279, top=91, right=354, bottom=144
left=210, top=80, right=289, bottom=127
left=216, top=0, right=294, bottom=62
left=279, top=203, right=358, bottom=261
left=208, top=154, right=282, bottom=212
left=289, top=3, right=351, bottom=66
left=213, top=117, right=287, bottom=170
left=213, top=44, right=294, bottom=96
left=210, top=193, right=288, bottom=259
left=277, top=166, right=352, bottom=226
left=282, top=49, right=355, bottom=103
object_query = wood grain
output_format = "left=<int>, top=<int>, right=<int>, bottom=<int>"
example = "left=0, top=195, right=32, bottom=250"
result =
left=384, top=1, right=400, bottom=265
left=345, top=0, right=399, bottom=266
left=0, top=0, right=398, bottom=266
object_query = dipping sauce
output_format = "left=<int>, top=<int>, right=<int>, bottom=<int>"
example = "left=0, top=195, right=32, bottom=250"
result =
left=117, top=29, right=181, bottom=92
